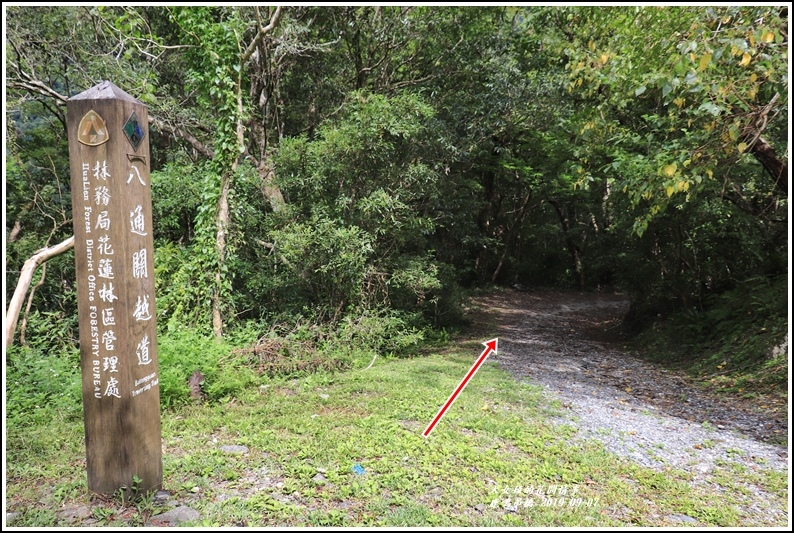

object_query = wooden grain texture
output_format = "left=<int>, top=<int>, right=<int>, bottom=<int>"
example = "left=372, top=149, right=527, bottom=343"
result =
left=67, top=81, right=161, bottom=496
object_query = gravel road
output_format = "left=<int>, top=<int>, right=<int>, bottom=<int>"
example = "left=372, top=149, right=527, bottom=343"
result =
left=476, top=288, right=789, bottom=525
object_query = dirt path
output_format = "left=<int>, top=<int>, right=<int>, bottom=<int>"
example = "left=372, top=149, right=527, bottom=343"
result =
left=474, top=288, right=788, bottom=523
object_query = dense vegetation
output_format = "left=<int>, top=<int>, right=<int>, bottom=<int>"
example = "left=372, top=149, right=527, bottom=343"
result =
left=5, top=6, right=788, bottom=410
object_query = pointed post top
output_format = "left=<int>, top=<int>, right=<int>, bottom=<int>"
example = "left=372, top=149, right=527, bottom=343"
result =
left=68, top=80, right=142, bottom=104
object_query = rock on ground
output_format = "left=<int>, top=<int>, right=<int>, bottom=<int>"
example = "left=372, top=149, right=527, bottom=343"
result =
left=148, top=506, right=201, bottom=526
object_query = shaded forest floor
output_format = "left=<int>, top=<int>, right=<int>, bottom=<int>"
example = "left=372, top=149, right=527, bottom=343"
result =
left=5, top=289, right=789, bottom=527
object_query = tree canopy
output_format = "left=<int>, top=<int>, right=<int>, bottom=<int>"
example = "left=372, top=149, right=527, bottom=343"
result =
left=5, top=5, right=788, bottom=348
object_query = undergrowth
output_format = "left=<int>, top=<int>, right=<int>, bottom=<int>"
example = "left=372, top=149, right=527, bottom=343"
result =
left=631, top=274, right=788, bottom=411
left=5, top=290, right=788, bottom=527
left=6, top=307, right=430, bottom=421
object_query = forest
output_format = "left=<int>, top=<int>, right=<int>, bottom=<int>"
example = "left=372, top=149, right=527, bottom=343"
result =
left=3, top=5, right=790, bottom=526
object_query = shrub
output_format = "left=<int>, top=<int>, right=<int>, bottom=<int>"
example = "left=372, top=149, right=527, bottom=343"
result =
left=157, top=327, right=258, bottom=407
left=6, top=345, right=82, bottom=426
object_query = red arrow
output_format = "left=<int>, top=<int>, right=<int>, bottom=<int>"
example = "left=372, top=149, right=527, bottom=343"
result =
left=423, top=338, right=498, bottom=438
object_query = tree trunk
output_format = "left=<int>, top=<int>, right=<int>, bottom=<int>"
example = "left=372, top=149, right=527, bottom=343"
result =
left=742, top=94, right=788, bottom=197
left=601, top=179, right=612, bottom=230
left=477, top=145, right=501, bottom=281
left=211, top=6, right=283, bottom=339
left=259, top=163, right=285, bottom=212
left=212, top=173, right=231, bottom=339
left=491, top=189, right=532, bottom=283
left=19, top=262, right=47, bottom=346
left=8, top=220, right=22, bottom=242
left=749, top=135, right=788, bottom=196
left=549, top=199, right=584, bottom=290
left=5, top=235, right=74, bottom=348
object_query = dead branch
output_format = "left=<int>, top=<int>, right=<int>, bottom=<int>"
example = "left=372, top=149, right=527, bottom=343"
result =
left=19, top=263, right=47, bottom=347
left=148, top=115, right=214, bottom=159
left=5, top=236, right=74, bottom=349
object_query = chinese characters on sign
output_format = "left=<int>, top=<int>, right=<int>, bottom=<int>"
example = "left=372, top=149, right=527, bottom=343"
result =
left=75, top=110, right=158, bottom=400
left=130, top=205, right=148, bottom=236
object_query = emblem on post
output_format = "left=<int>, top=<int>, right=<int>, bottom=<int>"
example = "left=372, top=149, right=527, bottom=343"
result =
left=77, top=110, right=109, bottom=146
left=123, top=111, right=145, bottom=152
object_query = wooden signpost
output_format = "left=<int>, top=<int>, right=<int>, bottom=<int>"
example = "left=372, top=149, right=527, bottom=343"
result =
left=67, top=81, right=162, bottom=496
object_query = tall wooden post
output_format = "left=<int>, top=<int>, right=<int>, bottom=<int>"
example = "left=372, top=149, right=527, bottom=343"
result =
left=67, top=81, right=162, bottom=496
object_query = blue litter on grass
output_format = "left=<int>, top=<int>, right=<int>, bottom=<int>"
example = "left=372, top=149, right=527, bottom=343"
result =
left=352, top=463, right=365, bottom=475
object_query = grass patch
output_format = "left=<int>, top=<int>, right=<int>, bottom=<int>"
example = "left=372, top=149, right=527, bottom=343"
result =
left=5, top=330, right=788, bottom=526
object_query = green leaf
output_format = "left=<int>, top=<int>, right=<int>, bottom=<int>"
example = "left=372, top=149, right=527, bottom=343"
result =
left=635, top=85, right=647, bottom=96
left=697, top=101, right=721, bottom=116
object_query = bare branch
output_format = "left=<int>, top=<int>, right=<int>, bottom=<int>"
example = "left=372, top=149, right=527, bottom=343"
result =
left=242, top=6, right=284, bottom=63
left=5, top=236, right=75, bottom=349
left=387, top=74, right=436, bottom=92
left=148, top=115, right=214, bottom=159
left=20, top=262, right=48, bottom=347
left=10, top=49, right=214, bottom=160
left=8, top=78, right=68, bottom=104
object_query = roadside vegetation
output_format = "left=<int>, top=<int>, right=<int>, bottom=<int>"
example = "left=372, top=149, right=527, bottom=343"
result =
left=629, top=274, right=788, bottom=428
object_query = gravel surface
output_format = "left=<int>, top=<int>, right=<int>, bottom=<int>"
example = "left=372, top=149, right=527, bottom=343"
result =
left=476, top=288, right=789, bottom=524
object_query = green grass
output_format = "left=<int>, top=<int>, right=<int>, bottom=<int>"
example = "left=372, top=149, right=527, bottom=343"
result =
left=5, top=335, right=789, bottom=527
